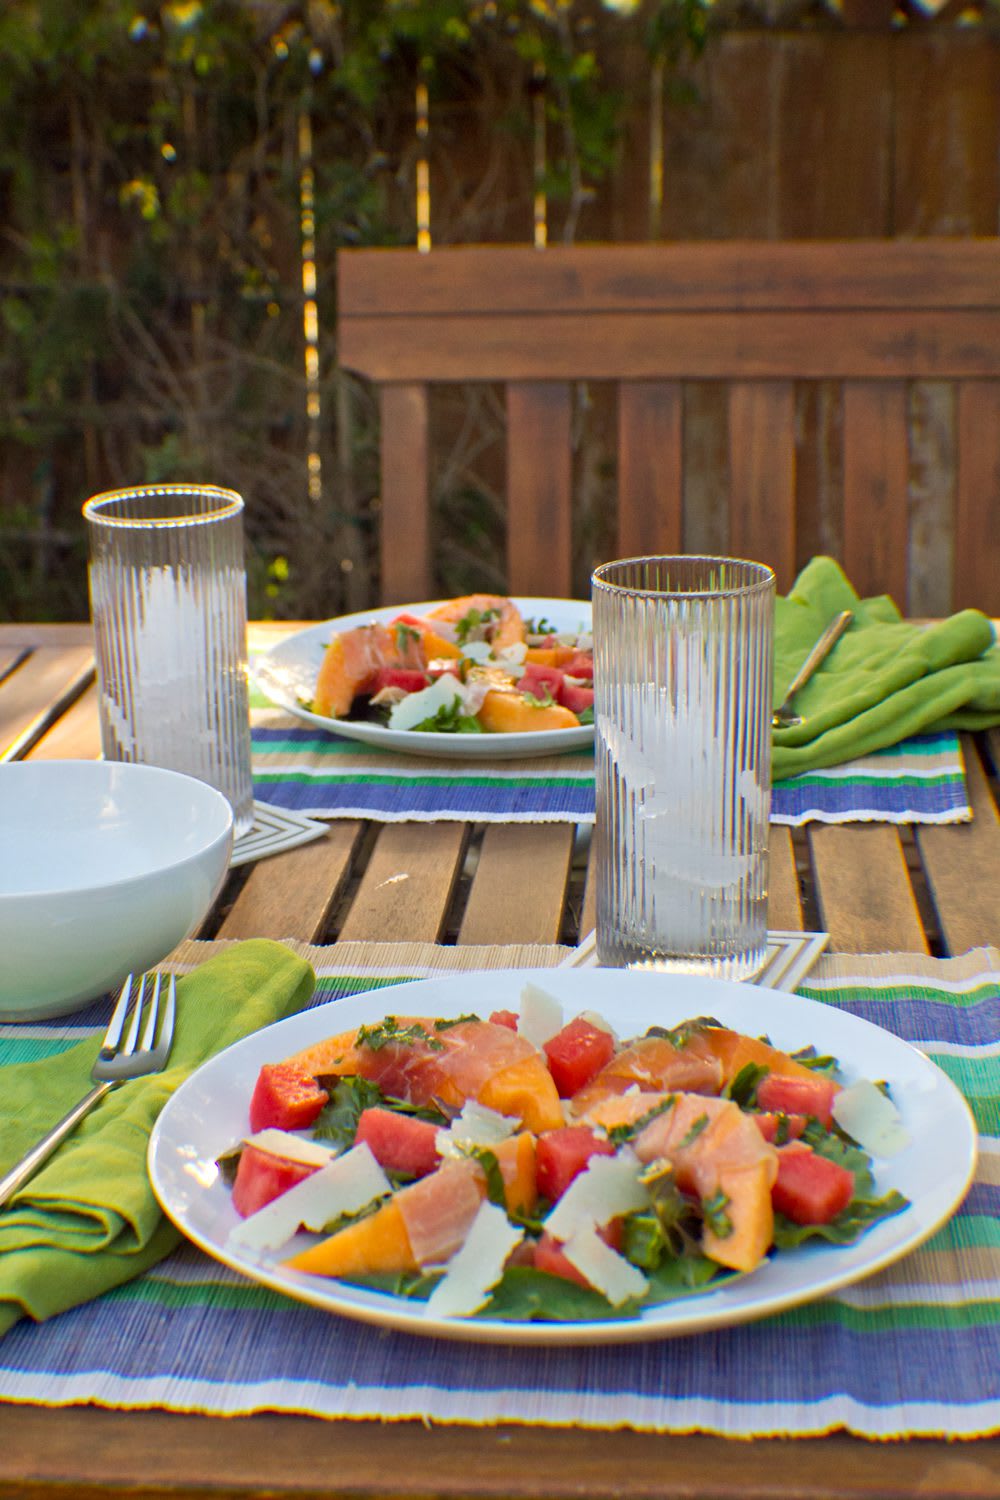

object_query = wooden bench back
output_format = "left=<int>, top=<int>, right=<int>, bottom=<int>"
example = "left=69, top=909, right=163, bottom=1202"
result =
left=337, top=241, right=1000, bottom=611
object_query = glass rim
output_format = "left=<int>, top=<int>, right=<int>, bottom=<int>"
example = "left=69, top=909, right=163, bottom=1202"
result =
left=82, top=484, right=244, bottom=528
left=591, top=554, right=775, bottom=601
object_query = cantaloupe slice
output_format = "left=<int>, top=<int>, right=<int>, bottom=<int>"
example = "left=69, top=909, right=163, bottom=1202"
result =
left=285, top=1195, right=415, bottom=1278
left=478, top=1055, right=565, bottom=1133
left=699, top=1159, right=774, bottom=1273
left=493, top=1130, right=537, bottom=1215
left=416, top=626, right=463, bottom=660
left=523, top=645, right=579, bottom=668
left=426, top=594, right=526, bottom=650
left=477, top=690, right=580, bottom=734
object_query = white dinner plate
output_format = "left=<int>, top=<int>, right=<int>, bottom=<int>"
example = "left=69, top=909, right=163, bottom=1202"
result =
left=147, top=968, right=977, bottom=1347
left=251, top=596, right=593, bottom=760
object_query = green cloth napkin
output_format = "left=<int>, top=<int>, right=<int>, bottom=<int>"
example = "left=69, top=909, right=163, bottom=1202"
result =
left=772, top=556, right=1000, bottom=780
left=0, top=938, right=315, bottom=1336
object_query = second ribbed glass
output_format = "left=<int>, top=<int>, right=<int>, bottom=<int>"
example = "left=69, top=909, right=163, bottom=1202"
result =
left=83, top=484, right=254, bottom=839
left=592, top=556, right=775, bottom=982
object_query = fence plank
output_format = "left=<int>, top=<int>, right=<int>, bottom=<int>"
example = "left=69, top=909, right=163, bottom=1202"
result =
left=955, top=382, right=1000, bottom=613
left=842, top=381, right=910, bottom=607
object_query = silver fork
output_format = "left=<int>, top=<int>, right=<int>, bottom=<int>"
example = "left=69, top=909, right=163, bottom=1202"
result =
left=0, top=971, right=177, bottom=1210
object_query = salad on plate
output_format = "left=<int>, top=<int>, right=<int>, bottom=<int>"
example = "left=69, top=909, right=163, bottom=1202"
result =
left=308, top=592, right=593, bottom=737
left=219, top=983, right=912, bottom=1324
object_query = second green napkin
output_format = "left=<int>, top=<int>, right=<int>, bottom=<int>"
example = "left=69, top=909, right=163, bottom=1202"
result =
left=0, top=938, right=315, bottom=1337
left=772, top=557, right=1000, bottom=780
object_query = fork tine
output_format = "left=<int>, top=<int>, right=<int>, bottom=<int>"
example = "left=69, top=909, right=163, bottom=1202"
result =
left=138, top=973, right=162, bottom=1053
left=99, top=973, right=137, bottom=1058
left=161, top=974, right=176, bottom=1053
left=121, top=979, right=146, bottom=1057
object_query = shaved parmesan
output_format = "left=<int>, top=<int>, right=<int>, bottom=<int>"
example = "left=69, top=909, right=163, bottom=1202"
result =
left=578, top=1009, right=616, bottom=1037
left=545, top=1147, right=650, bottom=1240
left=388, top=674, right=463, bottom=731
left=459, top=641, right=494, bottom=664
left=436, top=1100, right=519, bottom=1157
left=831, top=1080, right=912, bottom=1158
left=425, top=1201, right=523, bottom=1318
left=495, top=642, right=527, bottom=669
left=227, top=1142, right=390, bottom=1253
left=518, top=982, right=563, bottom=1048
left=562, top=1225, right=648, bottom=1307
left=244, top=1130, right=338, bottom=1168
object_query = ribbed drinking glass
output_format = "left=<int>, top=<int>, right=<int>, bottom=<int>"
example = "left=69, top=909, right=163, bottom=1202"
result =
left=592, top=555, right=775, bottom=981
left=83, top=484, right=254, bottom=839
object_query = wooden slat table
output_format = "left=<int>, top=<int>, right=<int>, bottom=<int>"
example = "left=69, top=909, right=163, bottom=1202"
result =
left=2, top=620, right=999, bottom=1500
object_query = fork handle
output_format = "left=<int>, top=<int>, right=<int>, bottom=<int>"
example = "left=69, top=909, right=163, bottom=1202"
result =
left=0, top=1080, right=116, bottom=1210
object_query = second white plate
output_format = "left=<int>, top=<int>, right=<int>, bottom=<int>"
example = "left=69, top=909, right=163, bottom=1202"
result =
left=251, top=597, right=594, bottom=760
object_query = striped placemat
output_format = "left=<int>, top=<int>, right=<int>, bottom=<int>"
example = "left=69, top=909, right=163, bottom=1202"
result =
left=251, top=714, right=971, bottom=827
left=1, top=940, right=997, bottom=1441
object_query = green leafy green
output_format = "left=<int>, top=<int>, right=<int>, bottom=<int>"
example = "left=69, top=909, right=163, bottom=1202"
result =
left=311, top=1076, right=384, bottom=1150
left=772, top=1191, right=909, bottom=1250
left=607, top=1095, right=675, bottom=1145
left=789, top=1046, right=840, bottom=1076
left=355, top=1017, right=444, bottom=1053
left=725, top=1061, right=769, bottom=1108
left=454, top=606, right=500, bottom=644
left=409, top=699, right=483, bottom=734
left=701, top=1189, right=733, bottom=1240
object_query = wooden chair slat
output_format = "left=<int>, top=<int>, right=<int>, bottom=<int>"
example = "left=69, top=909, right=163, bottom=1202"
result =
left=955, top=381, right=1000, bottom=611
left=807, top=825, right=928, bottom=953
left=217, top=826, right=362, bottom=944
left=458, top=824, right=574, bottom=945
left=380, top=384, right=430, bottom=604
left=340, top=242, right=1000, bottom=615
left=340, top=241, right=1000, bottom=316
left=767, top=826, right=805, bottom=932
left=337, top=823, right=467, bottom=943
left=617, top=382, right=683, bottom=557
left=342, top=311, right=1000, bottom=384
left=915, top=736, right=1000, bottom=956
left=842, top=381, right=911, bottom=607
left=507, top=383, right=573, bottom=597
left=728, top=382, right=797, bottom=590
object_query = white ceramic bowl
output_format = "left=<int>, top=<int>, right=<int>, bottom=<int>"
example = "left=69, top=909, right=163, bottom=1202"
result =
left=0, top=760, right=234, bottom=1021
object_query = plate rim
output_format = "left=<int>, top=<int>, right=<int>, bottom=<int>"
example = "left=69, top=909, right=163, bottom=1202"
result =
left=250, top=596, right=594, bottom=760
left=147, top=967, right=978, bottom=1347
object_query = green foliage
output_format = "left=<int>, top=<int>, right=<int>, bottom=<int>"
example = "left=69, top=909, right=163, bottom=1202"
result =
left=0, top=0, right=708, bottom=621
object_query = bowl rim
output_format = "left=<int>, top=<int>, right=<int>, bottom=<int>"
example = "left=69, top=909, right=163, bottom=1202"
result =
left=0, top=759, right=234, bottom=902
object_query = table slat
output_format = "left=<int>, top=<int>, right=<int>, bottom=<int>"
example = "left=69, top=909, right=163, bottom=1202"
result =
left=459, top=824, right=574, bottom=945
left=337, top=822, right=467, bottom=942
left=808, top=825, right=928, bottom=953
left=767, top=825, right=805, bottom=931
left=27, top=681, right=103, bottom=759
left=4, top=1406, right=1000, bottom=1500
left=217, top=825, right=363, bottom=943
left=916, top=735, right=1000, bottom=955
left=0, top=646, right=95, bottom=760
